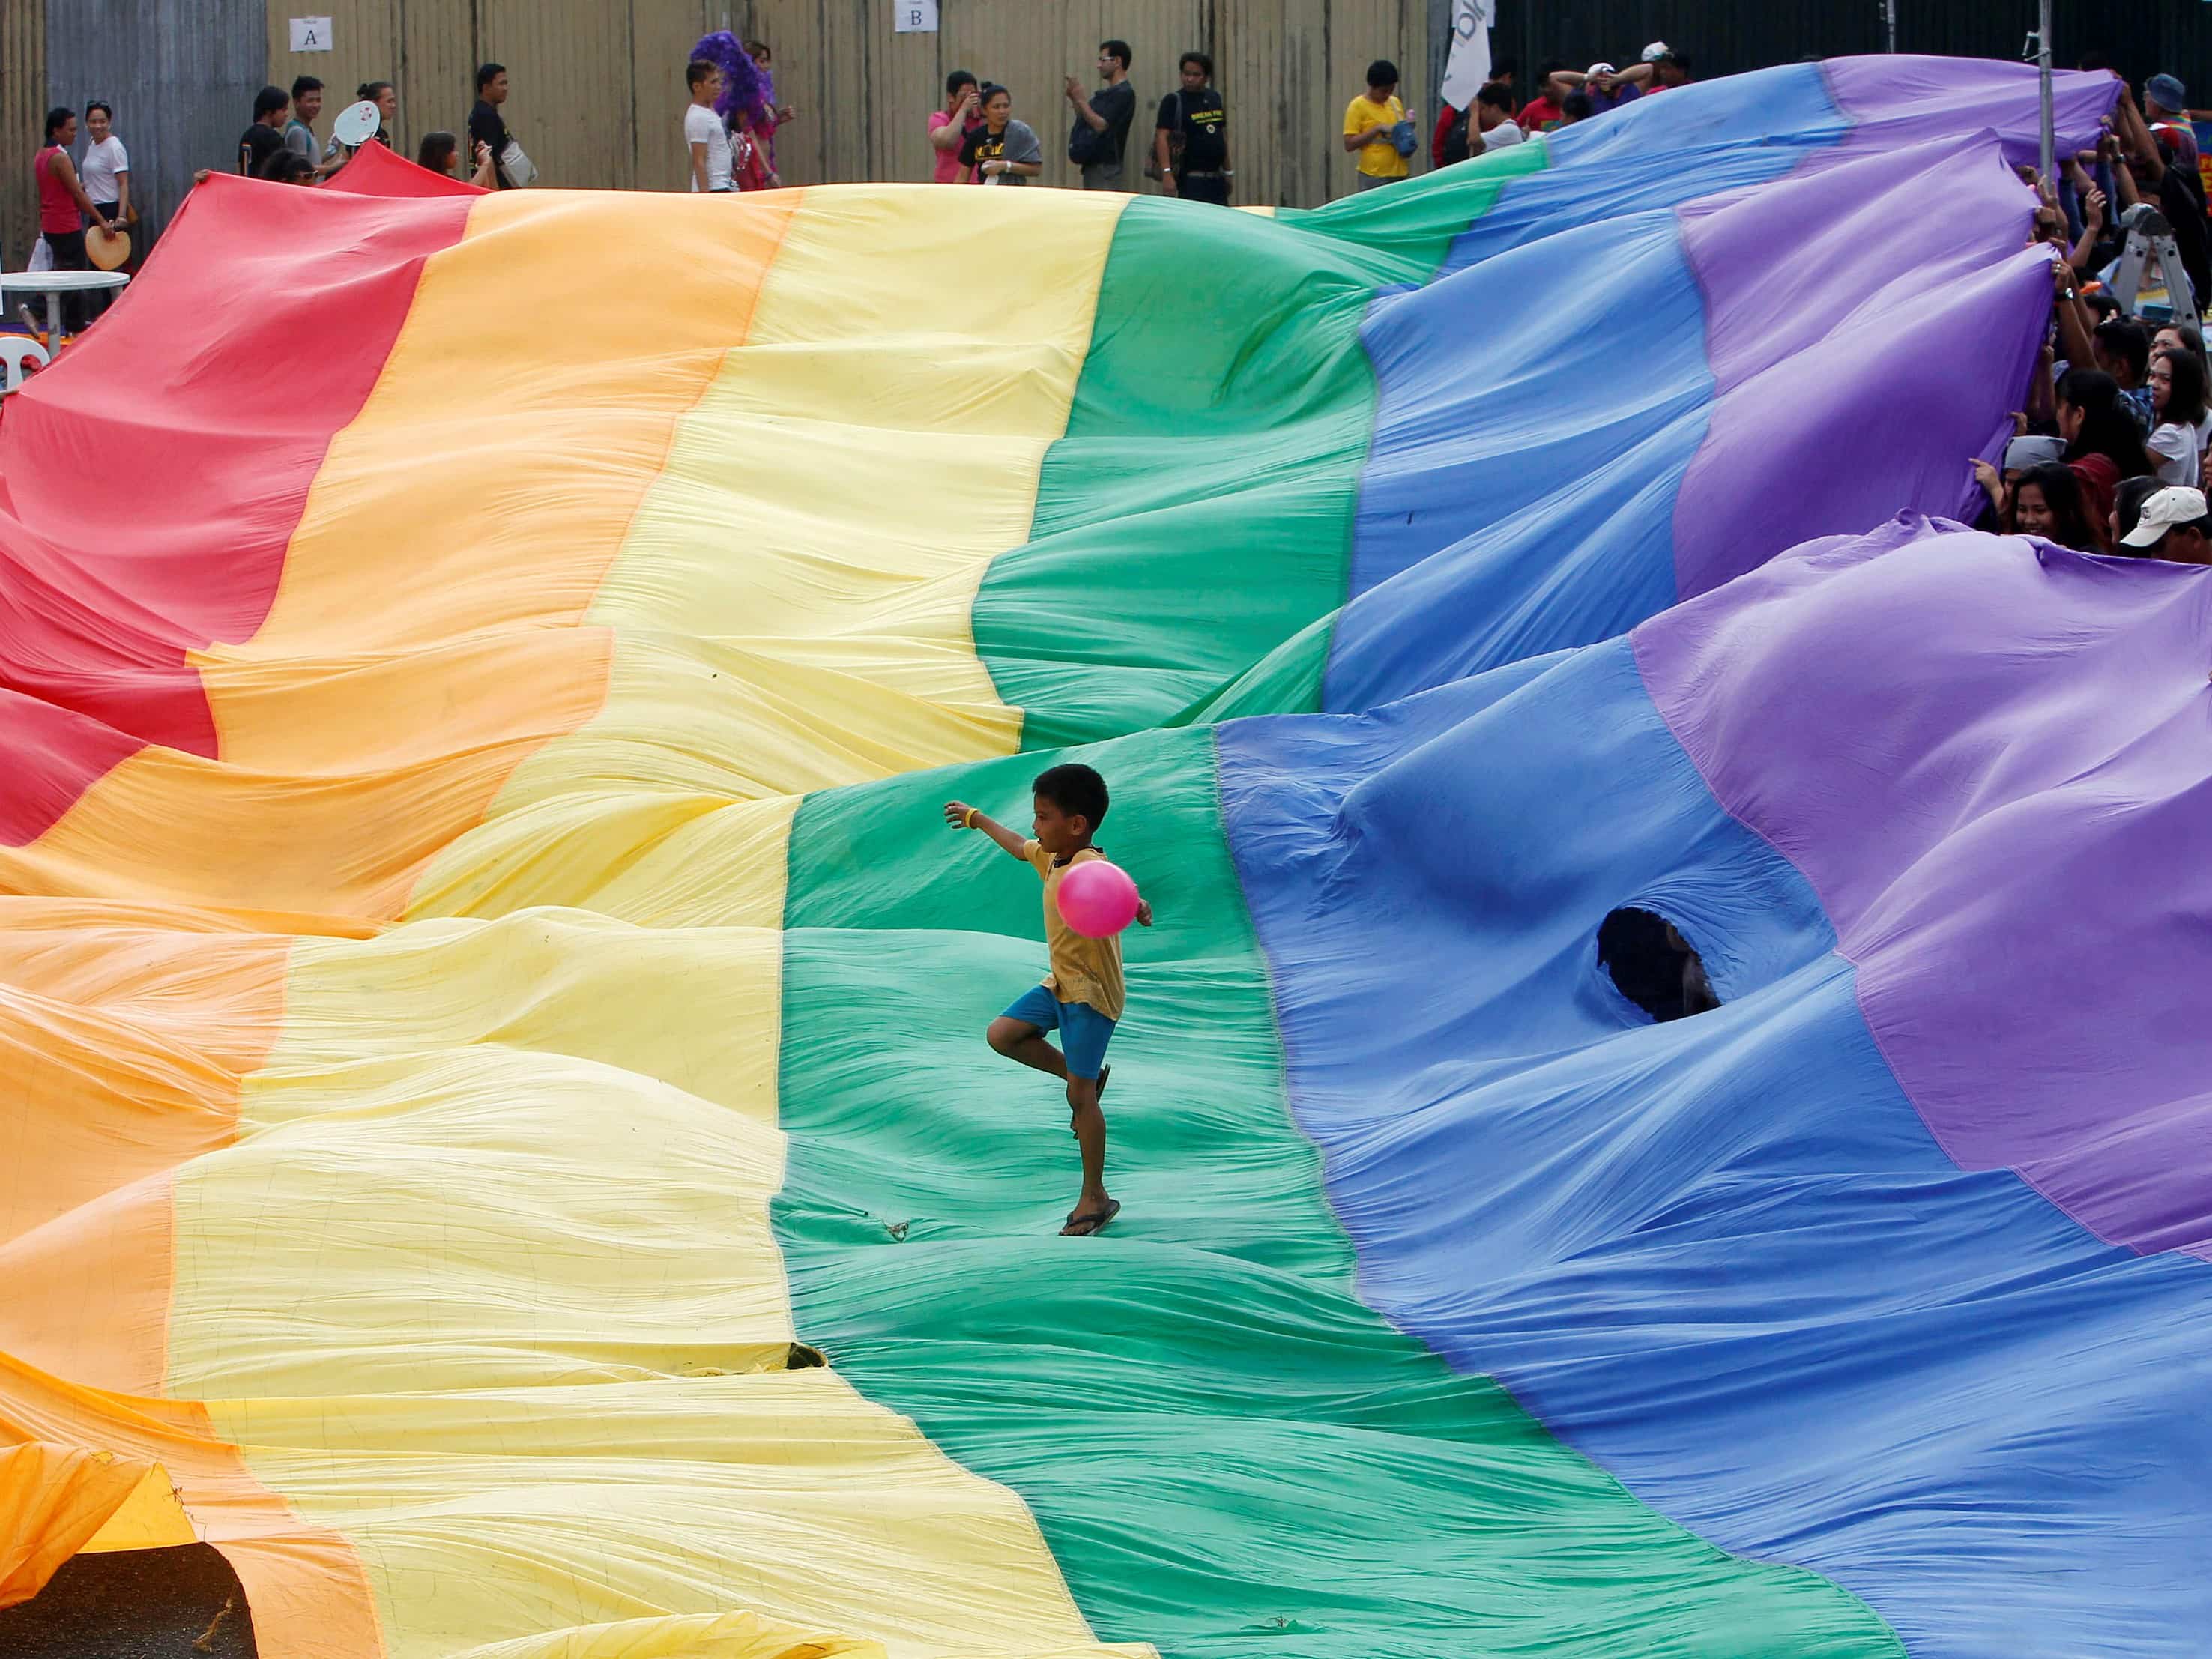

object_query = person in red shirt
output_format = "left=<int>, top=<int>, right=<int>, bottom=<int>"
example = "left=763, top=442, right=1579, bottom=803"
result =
left=1517, top=91, right=1565, bottom=133
left=1517, top=61, right=1571, bottom=135
left=34, top=107, right=119, bottom=336
left=2056, top=367, right=2157, bottom=534
left=1431, top=58, right=1515, bottom=169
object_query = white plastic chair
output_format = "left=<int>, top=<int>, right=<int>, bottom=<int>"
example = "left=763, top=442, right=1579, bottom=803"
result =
left=0, top=335, right=49, bottom=395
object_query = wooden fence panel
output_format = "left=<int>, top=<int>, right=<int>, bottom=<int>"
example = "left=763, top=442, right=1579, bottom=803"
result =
left=1, top=0, right=44, bottom=265
left=477, top=0, right=638, bottom=187
left=396, top=0, right=474, bottom=162
left=265, top=0, right=403, bottom=158
left=634, top=0, right=718, bottom=192
left=16, top=0, right=2212, bottom=271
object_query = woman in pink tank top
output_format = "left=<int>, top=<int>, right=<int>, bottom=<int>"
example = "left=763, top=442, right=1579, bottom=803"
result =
left=33, top=107, right=118, bottom=335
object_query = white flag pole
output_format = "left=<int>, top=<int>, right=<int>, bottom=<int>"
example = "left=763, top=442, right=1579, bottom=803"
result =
left=1440, top=0, right=1493, bottom=113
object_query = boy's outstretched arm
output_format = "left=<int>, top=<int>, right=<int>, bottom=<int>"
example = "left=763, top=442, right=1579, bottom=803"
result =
left=943, top=799, right=1030, bottom=859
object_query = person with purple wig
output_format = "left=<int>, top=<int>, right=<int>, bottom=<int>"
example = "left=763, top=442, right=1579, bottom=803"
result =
left=689, top=31, right=780, bottom=187
left=747, top=38, right=799, bottom=173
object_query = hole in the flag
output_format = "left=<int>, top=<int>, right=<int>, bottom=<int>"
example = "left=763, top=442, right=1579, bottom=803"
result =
left=1598, top=907, right=1719, bottom=1023
left=0, top=1542, right=257, bottom=1657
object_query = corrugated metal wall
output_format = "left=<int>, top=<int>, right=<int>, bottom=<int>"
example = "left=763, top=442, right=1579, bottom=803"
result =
left=233, top=1, right=2212, bottom=200
left=249, top=0, right=1434, bottom=204
left=10, top=1, right=2212, bottom=265
left=262, top=1, right=719, bottom=188
left=728, top=0, right=1433, bottom=205
left=43, top=0, right=265, bottom=242
left=242, top=0, right=2212, bottom=208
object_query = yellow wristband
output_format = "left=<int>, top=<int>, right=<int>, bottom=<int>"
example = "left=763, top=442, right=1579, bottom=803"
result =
left=964, top=808, right=978, bottom=828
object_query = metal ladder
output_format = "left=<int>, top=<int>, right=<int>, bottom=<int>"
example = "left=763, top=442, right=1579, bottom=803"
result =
left=2108, top=200, right=2202, bottom=331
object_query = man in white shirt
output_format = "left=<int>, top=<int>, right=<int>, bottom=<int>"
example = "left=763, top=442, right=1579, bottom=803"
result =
left=1473, top=82, right=1524, bottom=151
left=685, top=59, right=733, bottom=192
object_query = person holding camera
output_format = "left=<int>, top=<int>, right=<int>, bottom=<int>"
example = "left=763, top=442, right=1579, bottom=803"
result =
left=1065, top=40, right=1136, bottom=190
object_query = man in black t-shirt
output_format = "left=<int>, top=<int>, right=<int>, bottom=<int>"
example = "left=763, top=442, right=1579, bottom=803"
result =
left=1154, top=51, right=1230, bottom=205
left=1066, top=39, right=1137, bottom=190
left=468, top=61, right=517, bottom=189
left=238, top=85, right=290, bottom=175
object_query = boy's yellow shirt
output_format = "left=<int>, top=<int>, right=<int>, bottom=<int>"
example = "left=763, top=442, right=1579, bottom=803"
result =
left=1344, top=93, right=1409, bottom=178
left=1021, top=840, right=1126, bottom=1021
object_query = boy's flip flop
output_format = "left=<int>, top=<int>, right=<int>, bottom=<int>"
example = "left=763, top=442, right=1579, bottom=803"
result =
left=1060, top=1199, right=1121, bottom=1236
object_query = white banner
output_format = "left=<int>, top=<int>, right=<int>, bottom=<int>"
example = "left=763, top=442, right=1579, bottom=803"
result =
left=1439, top=0, right=1493, bottom=110
left=893, top=0, right=939, bottom=32
left=288, top=16, right=333, bottom=52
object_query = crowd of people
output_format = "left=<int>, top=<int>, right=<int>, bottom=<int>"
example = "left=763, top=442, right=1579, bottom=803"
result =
left=1968, top=71, right=2212, bottom=565
left=25, top=25, right=1690, bottom=278
left=1429, top=43, right=1696, bottom=169
left=918, top=44, right=1230, bottom=201
left=907, top=38, right=1692, bottom=202
left=34, top=61, right=525, bottom=250
left=22, top=40, right=2212, bottom=570
left=225, top=66, right=531, bottom=189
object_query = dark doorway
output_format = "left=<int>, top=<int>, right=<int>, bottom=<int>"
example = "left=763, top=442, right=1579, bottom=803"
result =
left=1598, top=907, right=1720, bottom=1023
left=0, top=1541, right=257, bottom=1658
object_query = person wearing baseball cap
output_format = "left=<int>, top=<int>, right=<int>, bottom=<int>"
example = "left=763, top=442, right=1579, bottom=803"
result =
left=2004, top=435, right=2069, bottom=472
left=1583, top=61, right=1641, bottom=114
left=1617, top=43, right=1690, bottom=97
left=2112, top=78, right=2212, bottom=302
left=2143, top=74, right=2199, bottom=170
left=2117, top=486, right=2212, bottom=562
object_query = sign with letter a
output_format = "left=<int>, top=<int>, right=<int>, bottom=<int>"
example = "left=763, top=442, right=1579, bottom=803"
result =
left=895, top=0, right=939, bottom=32
left=289, top=16, right=333, bottom=52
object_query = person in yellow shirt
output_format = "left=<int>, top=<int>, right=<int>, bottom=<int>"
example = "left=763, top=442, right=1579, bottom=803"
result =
left=1344, top=59, right=1410, bottom=190
left=944, top=764, right=1153, bottom=1236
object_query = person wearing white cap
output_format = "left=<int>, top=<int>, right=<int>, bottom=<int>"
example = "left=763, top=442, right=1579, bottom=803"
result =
left=1610, top=43, right=1691, bottom=99
left=1583, top=61, right=1641, bottom=115
left=2117, top=486, right=2212, bottom=563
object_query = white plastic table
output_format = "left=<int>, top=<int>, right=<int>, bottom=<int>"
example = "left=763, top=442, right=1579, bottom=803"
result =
left=0, top=268, right=130, bottom=349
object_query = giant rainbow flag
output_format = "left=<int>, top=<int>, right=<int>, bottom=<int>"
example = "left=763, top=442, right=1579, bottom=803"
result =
left=4, top=55, right=2201, bottom=1659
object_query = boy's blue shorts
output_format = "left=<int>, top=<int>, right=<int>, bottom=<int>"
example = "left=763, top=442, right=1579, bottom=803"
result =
left=1001, top=985, right=1116, bottom=1081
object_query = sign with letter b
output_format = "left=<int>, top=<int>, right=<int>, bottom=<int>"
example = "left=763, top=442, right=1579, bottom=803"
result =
left=895, top=0, right=939, bottom=31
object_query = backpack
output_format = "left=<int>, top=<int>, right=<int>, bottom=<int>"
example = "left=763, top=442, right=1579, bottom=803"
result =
left=1440, top=106, right=1474, bottom=166
left=1145, top=90, right=1184, bottom=179
left=1069, top=109, right=1101, bottom=166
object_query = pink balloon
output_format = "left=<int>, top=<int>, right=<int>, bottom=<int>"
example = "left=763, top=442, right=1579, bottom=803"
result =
left=1057, top=858, right=1140, bottom=938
